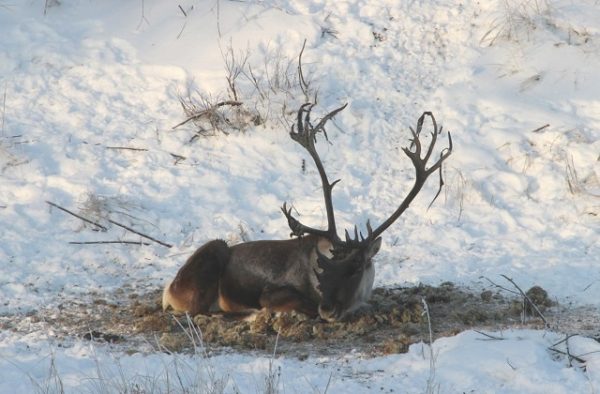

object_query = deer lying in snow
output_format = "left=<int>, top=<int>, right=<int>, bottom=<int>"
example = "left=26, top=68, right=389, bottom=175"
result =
left=163, top=103, right=452, bottom=321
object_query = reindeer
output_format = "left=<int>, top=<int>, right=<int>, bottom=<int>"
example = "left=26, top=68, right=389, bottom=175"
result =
left=163, top=103, right=452, bottom=321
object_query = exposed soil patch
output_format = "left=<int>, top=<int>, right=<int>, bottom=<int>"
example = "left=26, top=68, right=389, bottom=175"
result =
left=1, top=282, right=574, bottom=358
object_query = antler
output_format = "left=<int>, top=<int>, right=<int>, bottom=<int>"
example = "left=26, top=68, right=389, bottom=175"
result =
left=281, top=103, right=347, bottom=243
left=282, top=106, right=452, bottom=261
left=367, top=111, right=453, bottom=241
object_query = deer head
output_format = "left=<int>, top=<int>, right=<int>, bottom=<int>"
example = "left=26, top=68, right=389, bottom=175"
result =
left=282, top=103, right=453, bottom=321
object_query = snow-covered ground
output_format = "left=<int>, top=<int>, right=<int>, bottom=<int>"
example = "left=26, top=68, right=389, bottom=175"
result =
left=0, top=0, right=599, bottom=392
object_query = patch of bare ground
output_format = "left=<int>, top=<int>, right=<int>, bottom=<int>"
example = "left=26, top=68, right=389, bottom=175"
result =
left=1, top=283, right=596, bottom=358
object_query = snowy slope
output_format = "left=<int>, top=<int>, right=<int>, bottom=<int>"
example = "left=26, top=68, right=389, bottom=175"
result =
left=0, top=0, right=599, bottom=392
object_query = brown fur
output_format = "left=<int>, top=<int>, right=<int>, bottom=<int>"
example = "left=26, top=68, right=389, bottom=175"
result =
left=162, top=239, right=230, bottom=315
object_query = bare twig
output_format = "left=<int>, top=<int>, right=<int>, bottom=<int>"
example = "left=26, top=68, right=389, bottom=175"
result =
left=170, top=153, right=186, bottom=165
left=1, top=82, right=6, bottom=137
left=172, top=100, right=242, bottom=129
left=550, top=334, right=579, bottom=348
left=421, top=298, right=438, bottom=394
left=46, top=200, right=107, bottom=231
left=222, top=45, right=248, bottom=101
left=137, top=0, right=150, bottom=30
left=474, top=330, right=506, bottom=341
left=108, top=218, right=172, bottom=248
left=548, top=347, right=586, bottom=365
left=178, top=4, right=187, bottom=17
left=69, top=240, right=151, bottom=246
left=215, top=0, right=222, bottom=38
left=481, top=275, right=520, bottom=296
left=105, top=146, right=148, bottom=152
left=323, top=372, right=333, bottom=394
left=506, top=358, right=517, bottom=371
left=500, top=274, right=549, bottom=327
left=531, top=124, right=550, bottom=133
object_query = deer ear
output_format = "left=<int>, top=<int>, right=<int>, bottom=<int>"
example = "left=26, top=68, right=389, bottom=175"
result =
left=366, top=237, right=382, bottom=259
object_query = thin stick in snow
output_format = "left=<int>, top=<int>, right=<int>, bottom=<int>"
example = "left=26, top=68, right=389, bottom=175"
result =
left=105, top=146, right=148, bottom=152
left=1, top=82, right=6, bottom=137
left=531, top=124, right=550, bottom=133
left=108, top=218, right=172, bottom=248
left=500, top=274, right=549, bottom=328
left=474, top=330, right=506, bottom=341
left=46, top=200, right=108, bottom=232
left=69, top=241, right=151, bottom=246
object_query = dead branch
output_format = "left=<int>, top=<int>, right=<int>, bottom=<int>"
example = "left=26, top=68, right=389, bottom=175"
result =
left=548, top=345, right=586, bottom=366
left=474, top=330, right=506, bottom=341
left=500, top=274, right=549, bottom=328
left=105, top=146, right=148, bottom=152
left=550, top=333, right=579, bottom=348
left=171, top=100, right=242, bottom=129
left=531, top=124, right=550, bottom=133
left=170, top=153, right=186, bottom=165
left=482, top=275, right=549, bottom=328
left=46, top=200, right=107, bottom=232
left=108, top=218, right=172, bottom=248
left=481, top=276, right=520, bottom=296
left=69, top=240, right=151, bottom=246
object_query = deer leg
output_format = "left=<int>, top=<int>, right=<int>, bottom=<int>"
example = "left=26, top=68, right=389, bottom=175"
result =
left=259, top=286, right=319, bottom=318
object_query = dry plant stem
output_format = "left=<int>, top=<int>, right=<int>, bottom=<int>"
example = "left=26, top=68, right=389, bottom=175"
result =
left=108, top=218, right=172, bottom=248
left=105, top=146, right=148, bottom=152
left=1, top=82, right=6, bottom=137
left=548, top=335, right=587, bottom=366
left=46, top=200, right=108, bottom=231
left=421, top=297, right=438, bottom=394
left=481, top=276, right=520, bottom=296
left=548, top=347, right=586, bottom=365
left=531, top=124, right=550, bottom=133
left=483, top=275, right=549, bottom=327
left=500, top=274, right=549, bottom=327
left=474, top=330, right=506, bottom=341
left=548, top=334, right=589, bottom=367
left=69, top=241, right=151, bottom=246
left=171, top=100, right=242, bottom=129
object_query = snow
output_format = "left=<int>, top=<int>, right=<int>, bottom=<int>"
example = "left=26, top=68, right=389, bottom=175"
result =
left=0, top=0, right=599, bottom=392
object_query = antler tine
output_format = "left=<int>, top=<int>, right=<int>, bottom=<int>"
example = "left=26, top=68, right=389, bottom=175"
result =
left=283, top=103, right=348, bottom=243
left=368, top=112, right=453, bottom=241
left=281, top=202, right=330, bottom=238
left=423, top=112, right=438, bottom=164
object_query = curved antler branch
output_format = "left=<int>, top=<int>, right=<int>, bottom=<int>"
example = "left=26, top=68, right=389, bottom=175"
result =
left=282, top=103, right=348, bottom=242
left=369, top=112, right=453, bottom=240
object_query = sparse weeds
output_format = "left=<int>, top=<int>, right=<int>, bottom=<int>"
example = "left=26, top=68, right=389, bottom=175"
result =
left=564, top=153, right=600, bottom=199
left=26, top=315, right=232, bottom=393
left=481, top=0, right=551, bottom=46
left=174, top=41, right=317, bottom=138
left=263, top=332, right=282, bottom=394
left=30, top=351, right=64, bottom=394
left=79, top=193, right=143, bottom=224
left=481, top=0, right=596, bottom=48
left=445, top=168, right=468, bottom=222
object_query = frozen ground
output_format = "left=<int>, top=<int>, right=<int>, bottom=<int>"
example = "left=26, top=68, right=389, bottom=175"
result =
left=0, top=0, right=599, bottom=392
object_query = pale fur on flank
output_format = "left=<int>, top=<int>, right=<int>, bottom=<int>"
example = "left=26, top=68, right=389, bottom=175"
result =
left=161, top=279, right=175, bottom=311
